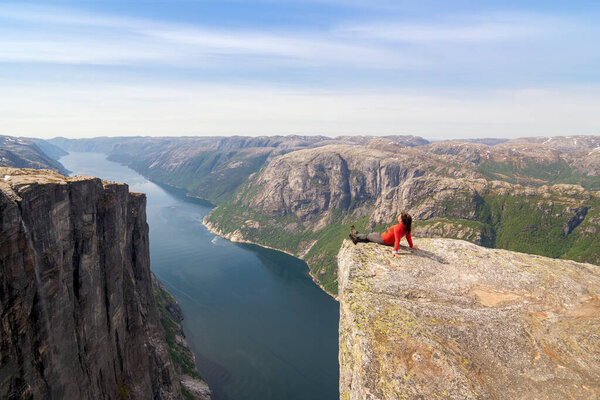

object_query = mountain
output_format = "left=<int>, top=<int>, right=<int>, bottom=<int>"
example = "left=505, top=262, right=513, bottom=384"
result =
left=338, top=238, right=600, bottom=399
left=28, top=138, right=68, bottom=161
left=425, top=136, right=600, bottom=189
left=204, top=138, right=600, bottom=295
left=49, top=135, right=429, bottom=205
left=0, top=167, right=209, bottom=399
left=48, top=135, right=600, bottom=296
left=0, top=135, right=68, bottom=174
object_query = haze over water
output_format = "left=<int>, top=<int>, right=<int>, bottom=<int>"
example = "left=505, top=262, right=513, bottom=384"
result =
left=60, top=152, right=339, bottom=400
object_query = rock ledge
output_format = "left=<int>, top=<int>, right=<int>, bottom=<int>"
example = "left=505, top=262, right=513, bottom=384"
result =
left=338, top=238, right=600, bottom=400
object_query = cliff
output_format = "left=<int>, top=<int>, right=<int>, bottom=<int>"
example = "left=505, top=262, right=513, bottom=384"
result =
left=338, top=238, right=600, bottom=400
left=0, top=167, right=208, bottom=399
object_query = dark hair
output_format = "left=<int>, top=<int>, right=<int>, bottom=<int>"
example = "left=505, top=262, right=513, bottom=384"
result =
left=400, top=212, right=412, bottom=233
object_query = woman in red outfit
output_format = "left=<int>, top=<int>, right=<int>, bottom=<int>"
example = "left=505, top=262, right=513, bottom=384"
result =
left=349, top=212, right=418, bottom=258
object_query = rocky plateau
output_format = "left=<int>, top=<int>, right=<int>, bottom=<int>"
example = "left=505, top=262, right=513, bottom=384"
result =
left=338, top=238, right=600, bottom=400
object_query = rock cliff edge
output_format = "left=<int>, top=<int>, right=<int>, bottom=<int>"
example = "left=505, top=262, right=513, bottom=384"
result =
left=0, top=167, right=207, bottom=399
left=338, top=238, right=600, bottom=400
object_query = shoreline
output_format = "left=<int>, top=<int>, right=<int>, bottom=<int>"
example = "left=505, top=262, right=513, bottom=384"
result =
left=203, top=216, right=339, bottom=302
left=103, top=160, right=340, bottom=302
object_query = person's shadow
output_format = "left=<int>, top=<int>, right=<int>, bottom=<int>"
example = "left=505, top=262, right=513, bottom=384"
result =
left=397, top=245, right=449, bottom=264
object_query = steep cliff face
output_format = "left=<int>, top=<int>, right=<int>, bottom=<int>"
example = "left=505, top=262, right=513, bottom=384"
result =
left=238, top=145, right=470, bottom=225
left=338, top=239, right=600, bottom=400
left=0, top=167, right=193, bottom=399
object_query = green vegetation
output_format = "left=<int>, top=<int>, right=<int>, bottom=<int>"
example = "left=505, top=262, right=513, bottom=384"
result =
left=207, top=186, right=600, bottom=297
left=411, top=190, right=600, bottom=265
left=118, top=383, right=130, bottom=400
left=181, top=386, right=195, bottom=400
left=206, top=202, right=376, bottom=296
left=419, top=191, right=600, bottom=265
left=482, top=194, right=568, bottom=256
left=153, top=284, right=203, bottom=381
left=478, top=159, right=600, bottom=190
left=129, top=149, right=271, bottom=204
left=416, top=217, right=493, bottom=245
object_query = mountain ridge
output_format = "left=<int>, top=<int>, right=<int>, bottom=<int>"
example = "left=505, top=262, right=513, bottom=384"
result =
left=0, top=135, right=68, bottom=175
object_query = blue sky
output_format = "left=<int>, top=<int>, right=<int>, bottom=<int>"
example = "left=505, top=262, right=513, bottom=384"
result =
left=1, top=0, right=599, bottom=139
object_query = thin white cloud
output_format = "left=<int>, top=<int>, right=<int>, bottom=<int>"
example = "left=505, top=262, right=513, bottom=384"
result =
left=340, top=22, right=538, bottom=43
left=0, top=4, right=576, bottom=69
left=0, top=4, right=148, bottom=29
left=0, top=4, right=421, bottom=68
left=336, top=13, right=564, bottom=43
left=1, top=81, right=598, bottom=139
left=1, top=4, right=598, bottom=139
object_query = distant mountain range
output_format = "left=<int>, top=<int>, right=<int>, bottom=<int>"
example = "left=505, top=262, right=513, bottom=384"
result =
left=0, top=135, right=68, bottom=174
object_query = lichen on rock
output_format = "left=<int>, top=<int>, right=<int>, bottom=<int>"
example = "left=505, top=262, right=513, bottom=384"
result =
left=338, top=238, right=600, bottom=400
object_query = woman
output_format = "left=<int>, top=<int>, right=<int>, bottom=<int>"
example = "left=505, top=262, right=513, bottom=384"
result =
left=349, top=212, right=418, bottom=258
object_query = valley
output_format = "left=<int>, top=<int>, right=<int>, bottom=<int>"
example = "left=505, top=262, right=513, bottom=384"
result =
left=2, top=133, right=600, bottom=399
left=50, top=135, right=600, bottom=296
left=58, top=152, right=339, bottom=400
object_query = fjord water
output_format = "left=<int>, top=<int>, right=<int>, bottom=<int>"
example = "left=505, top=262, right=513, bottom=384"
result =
left=60, top=152, right=339, bottom=400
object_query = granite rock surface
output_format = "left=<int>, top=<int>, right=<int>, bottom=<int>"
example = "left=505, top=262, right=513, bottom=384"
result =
left=0, top=168, right=190, bottom=399
left=338, top=238, right=600, bottom=400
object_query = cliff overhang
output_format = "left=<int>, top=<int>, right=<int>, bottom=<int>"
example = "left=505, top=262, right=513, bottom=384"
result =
left=338, top=238, right=600, bottom=399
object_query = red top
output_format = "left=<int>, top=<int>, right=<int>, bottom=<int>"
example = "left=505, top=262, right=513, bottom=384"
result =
left=381, top=223, right=413, bottom=251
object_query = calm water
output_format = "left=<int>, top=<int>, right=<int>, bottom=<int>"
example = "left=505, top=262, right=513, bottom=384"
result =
left=60, top=152, right=339, bottom=400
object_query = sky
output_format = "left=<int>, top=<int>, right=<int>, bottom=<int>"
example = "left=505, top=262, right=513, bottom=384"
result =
left=1, top=0, right=599, bottom=140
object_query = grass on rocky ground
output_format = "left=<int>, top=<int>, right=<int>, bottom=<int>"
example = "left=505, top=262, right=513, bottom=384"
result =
left=153, top=284, right=203, bottom=394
